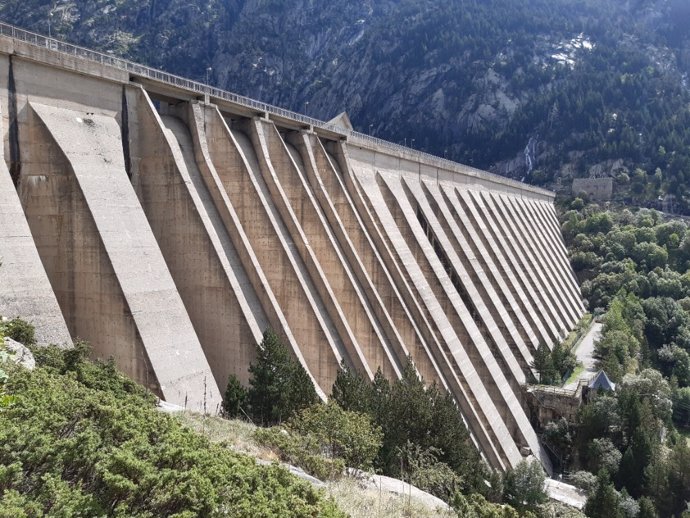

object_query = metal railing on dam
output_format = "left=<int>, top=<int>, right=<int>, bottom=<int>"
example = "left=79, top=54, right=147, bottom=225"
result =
left=0, top=20, right=551, bottom=197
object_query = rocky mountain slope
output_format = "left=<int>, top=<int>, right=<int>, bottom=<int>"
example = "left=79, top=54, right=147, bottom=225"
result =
left=2, top=0, right=690, bottom=204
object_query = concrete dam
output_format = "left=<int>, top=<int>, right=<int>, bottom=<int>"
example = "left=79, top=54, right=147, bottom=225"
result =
left=0, top=24, right=585, bottom=473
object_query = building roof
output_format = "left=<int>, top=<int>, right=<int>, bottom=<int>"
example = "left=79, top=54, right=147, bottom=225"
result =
left=588, top=370, right=616, bottom=391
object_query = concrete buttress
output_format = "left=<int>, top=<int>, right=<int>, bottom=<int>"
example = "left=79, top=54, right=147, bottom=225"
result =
left=0, top=29, right=582, bottom=473
left=21, top=102, right=218, bottom=411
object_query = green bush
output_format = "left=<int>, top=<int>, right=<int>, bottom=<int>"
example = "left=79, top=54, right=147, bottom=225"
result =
left=289, top=401, right=382, bottom=472
left=332, top=359, right=485, bottom=493
left=396, top=441, right=462, bottom=503
left=1, top=318, right=35, bottom=346
left=0, top=345, right=345, bottom=517
left=502, top=460, right=547, bottom=513
left=254, top=401, right=383, bottom=480
left=452, top=492, right=533, bottom=518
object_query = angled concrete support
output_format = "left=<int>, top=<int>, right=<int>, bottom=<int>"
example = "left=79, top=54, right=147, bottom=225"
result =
left=290, top=132, right=413, bottom=379
left=125, top=89, right=267, bottom=391
left=313, top=139, right=445, bottom=387
left=204, top=114, right=342, bottom=395
left=526, top=200, right=585, bottom=315
left=21, top=102, right=217, bottom=410
left=0, top=109, right=70, bottom=345
left=250, top=119, right=391, bottom=379
left=500, top=195, right=581, bottom=326
left=413, top=179, right=537, bottom=372
left=465, top=190, right=569, bottom=339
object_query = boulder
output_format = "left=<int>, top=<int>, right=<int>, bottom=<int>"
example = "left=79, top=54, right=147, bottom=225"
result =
left=3, top=337, right=36, bottom=370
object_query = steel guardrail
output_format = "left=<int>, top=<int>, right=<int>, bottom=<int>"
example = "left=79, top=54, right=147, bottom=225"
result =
left=0, top=20, right=553, bottom=197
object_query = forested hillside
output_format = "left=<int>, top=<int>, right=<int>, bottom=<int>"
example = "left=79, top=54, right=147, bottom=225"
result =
left=1, top=0, right=690, bottom=207
left=557, top=199, right=690, bottom=518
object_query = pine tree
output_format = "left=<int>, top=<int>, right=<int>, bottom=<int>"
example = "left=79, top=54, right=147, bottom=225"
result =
left=585, top=471, right=624, bottom=518
left=222, top=374, right=247, bottom=418
left=247, top=330, right=317, bottom=425
left=284, top=356, right=318, bottom=419
left=531, top=343, right=557, bottom=384
left=637, top=497, right=659, bottom=518
left=331, top=362, right=372, bottom=414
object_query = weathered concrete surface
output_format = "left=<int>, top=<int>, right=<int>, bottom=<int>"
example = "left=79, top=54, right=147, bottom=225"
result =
left=470, top=191, right=570, bottom=338
left=0, top=33, right=584, bottom=470
left=317, top=139, right=443, bottom=387
left=208, top=112, right=341, bottom=396
left=126, top=89, right=264, bottom=391
left=446, top=186, right=561, bottom=344
left=349, top=161, right=522, bottom=471
left=253, top=120, right=387, bottom=379
left=22, top=102, right=218, bottom=411
left=0, top=113, right=70, bottom=345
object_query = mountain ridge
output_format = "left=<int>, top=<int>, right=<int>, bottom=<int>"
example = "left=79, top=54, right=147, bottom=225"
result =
left=2, top=0, right=690, bottom=206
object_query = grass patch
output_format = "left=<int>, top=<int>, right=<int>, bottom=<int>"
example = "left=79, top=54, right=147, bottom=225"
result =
left=564, top=362, right=585, bottom=386
left=175, top=412, right=279, bottom=461
left=561, top=313, right=593, bottom=352
left=175, top=413, right=460, bottom=517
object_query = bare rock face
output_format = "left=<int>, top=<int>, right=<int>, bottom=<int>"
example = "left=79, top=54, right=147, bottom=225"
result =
left=3, top=337, right=36, bottom=371
left=1, top=0, right=689, bottom=198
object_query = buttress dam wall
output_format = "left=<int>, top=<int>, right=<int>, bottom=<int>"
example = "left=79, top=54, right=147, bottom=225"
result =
left=0, top=24, right=585, bottom=473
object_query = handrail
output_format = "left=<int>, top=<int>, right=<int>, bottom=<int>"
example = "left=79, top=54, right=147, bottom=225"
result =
left=0, top=20, right=553, bottom=197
